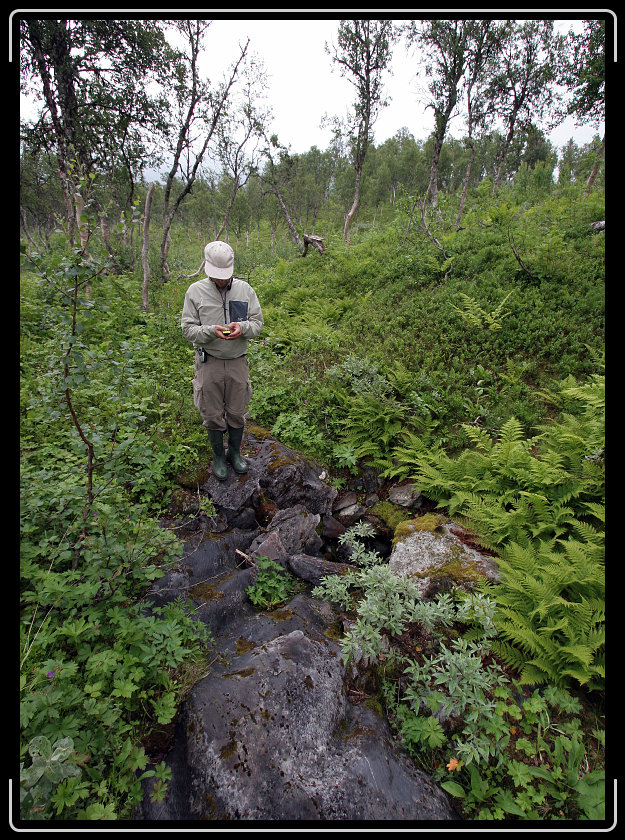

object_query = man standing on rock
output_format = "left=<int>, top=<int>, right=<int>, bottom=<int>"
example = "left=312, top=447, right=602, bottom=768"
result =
left=181, top=240, right=264, bottom=480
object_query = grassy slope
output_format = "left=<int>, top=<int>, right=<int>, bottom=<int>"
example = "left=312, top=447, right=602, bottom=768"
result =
left=198, top=185, right=606, bottom=473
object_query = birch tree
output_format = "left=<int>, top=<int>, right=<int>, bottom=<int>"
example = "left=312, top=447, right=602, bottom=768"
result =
left=405, top=19, right=469, bottom=213
left=456, top=20, right=505, bottom=228
left=159, top=20, right=249, bottom=281
left=213, top=55, right=271, bottom=241
left=258, top=136, right=305, bottom=255
left=326, top=19, right=396, bottom=245
left=555, top=19, right=606, bottom=193
left=20, top=18, right=170, bottom=246
left=489, top=20, right=559, bottom=193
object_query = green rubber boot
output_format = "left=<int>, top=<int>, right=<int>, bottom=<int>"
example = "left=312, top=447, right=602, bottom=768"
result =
left=226, top=425, right=248, bottom=474
left=207, top=428, right=228, bottom=481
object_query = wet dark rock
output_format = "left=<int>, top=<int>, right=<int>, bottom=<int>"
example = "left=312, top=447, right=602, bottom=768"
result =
left=333, top=491, right=359, bottom=512
left=250, top=435, right=338, bottom=516
left=137, top=429, right=460, bottom=823
left=287, top=553, right=350, bottom=586
left=249, top=504, right=323, bottom=562
left=201, top=470, right=260, bottom=526
left=320, top=514, right=346, bottom=540
left=137, top=602, right=458, bottom=821
left=335, top=503, right=367, bottom=526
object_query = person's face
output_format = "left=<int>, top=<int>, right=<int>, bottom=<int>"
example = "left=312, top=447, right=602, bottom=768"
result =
left=210, top=276, right=232, bottom=290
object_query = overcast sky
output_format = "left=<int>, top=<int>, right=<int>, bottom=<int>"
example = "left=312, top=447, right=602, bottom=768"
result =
left=200, top=17, right=605, bottom=155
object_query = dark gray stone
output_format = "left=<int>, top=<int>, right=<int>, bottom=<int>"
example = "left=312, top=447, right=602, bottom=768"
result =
left=137, top=429, right=459, bottom=823
left=333, top=491, right=359, bottom=512
left=287, top=553, right=350, bottom=586
left=249, top=505, right=323, bottom=562
left=321, top=514, right=346, bottom=540
left=251, top=437, right=338, bottom=516
left=388, top=482, right=423, bottom=509
left=138, top=605, right=458, bottom=821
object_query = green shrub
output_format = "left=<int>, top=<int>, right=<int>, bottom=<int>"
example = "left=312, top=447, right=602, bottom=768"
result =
left=313, top=527, right=604, bottom=822
left=20, top=241, right=215, bottom=820
left=246, top=556, right=303, bottom=610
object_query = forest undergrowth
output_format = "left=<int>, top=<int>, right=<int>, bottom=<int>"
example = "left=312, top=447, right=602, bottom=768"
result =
left=19, top=174, right=605, bottom=821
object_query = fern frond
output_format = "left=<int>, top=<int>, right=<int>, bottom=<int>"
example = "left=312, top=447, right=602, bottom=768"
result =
left=498, top=417, right=525, bottom=444
left=518, top=664, right=550, bottom=686
left=583, top=502, right=605, bottom=523
left=560, top=665, right=596, bottom=686
left=460, top=424, right=493, bottom=452
left=568, top=518, right=604, bottom=546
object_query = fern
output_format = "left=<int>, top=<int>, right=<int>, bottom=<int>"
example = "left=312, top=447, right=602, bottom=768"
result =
left=389, top=371, right=605, bottom=690
left=390, top=411, right=597, bottom=549
left=498, top=416, right=525, bottom=444
left=342, top=394, right=406, bottom=468
left=387, top=360, right=417, bottom=397
left=450, top=290, right=513, bottom=331
left=489, top=538, right=604, bottom=688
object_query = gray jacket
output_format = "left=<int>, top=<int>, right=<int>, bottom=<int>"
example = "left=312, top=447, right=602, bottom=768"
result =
left=181, top=276, right=264, bottom=360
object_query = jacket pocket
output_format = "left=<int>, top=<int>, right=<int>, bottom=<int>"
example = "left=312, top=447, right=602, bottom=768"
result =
left=229, top=300, right=248, bottom=322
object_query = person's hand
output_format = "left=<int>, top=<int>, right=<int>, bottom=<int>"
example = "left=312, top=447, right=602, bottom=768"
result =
left=224, top=322, right=241, bottom=340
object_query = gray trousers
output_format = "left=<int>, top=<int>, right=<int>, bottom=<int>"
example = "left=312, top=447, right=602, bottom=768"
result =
left=193, top=354, right=252, bottom=431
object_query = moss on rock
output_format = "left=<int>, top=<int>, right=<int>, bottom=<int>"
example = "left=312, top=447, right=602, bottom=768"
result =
left=369, top=500, right=414, bottom=532
left=392, top=513, right=446, bottom=544
left=175, top=465, right=211, bottom=489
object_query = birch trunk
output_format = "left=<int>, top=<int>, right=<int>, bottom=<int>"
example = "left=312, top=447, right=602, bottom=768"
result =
left=141, top=184, right=155, bottom=311
left=493, top=114, right=518, bottom=193
left=456, top=140, right=476, bottom=229
left=586, top=134, right=605, bottom=194
left=344, top=168, right=362, bottom=246
left=275, top=188, right=304, bottom=254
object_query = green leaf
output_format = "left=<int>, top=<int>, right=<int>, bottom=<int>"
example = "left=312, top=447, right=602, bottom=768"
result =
left=112, top=678, right=138, bottom=699
left=508, top=759, right=534, bottom=789
left=469, top=765, right=492, bottom=802
left=28, top=736, right=52, bottom=762
left=152, top=691, right=177, bottom=725
left=495, top=789, right=527, bottom=817
left=441, top=780, right=465, bottom=797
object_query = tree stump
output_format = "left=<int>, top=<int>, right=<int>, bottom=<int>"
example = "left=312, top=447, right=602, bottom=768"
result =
left=302, top=233, right=326, bottom=256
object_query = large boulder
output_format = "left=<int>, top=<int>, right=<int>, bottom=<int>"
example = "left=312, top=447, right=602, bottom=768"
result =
left=250, top=435, right=338, bottom=516
left=248, top=504, right=323, bottom=563
left=199, top=432, right=337, bottom=524
left=137, top=596, right=458, bottom=822
left=389, top=513, right=500, bottom=597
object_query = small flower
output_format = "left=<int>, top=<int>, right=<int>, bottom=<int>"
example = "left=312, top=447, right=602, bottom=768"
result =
left=47, top=671, right=54, bottom=678
left=446, top=757, right=461, bottom=772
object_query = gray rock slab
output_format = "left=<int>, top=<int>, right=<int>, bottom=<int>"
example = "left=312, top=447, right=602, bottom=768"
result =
left=388, top=483, right=423, bottom=509
left=252, top=437, right=338, bottom=516
left=137, top=602, right=458, bottom=821
left=137, top=430, right=459, bottom=824
left=249, top=505, right=323, bottom=562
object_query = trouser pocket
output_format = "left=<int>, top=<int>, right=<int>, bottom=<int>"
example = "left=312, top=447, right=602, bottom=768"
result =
left=193, top=380, right=203, bottom=411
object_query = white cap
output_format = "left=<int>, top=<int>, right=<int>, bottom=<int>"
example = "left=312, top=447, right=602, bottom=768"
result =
left=204, top=240, right=234, bottom=280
